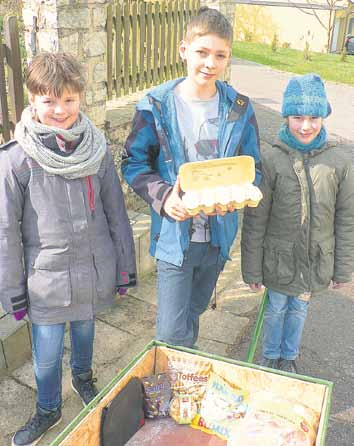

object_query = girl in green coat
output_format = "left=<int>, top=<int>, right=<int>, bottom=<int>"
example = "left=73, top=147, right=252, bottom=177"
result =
left=241, top=73, right=354, bottom=374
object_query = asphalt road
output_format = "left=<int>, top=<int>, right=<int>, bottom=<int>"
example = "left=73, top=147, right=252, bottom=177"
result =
left=231, top=58, right=354, bottom=142
left=230, top=59, right=354, bottom=446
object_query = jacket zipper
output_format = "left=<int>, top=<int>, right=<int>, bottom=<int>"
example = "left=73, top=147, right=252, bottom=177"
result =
left=303, top=157, right=312, bottom=291
left=220, top=103, right=232, bottom=156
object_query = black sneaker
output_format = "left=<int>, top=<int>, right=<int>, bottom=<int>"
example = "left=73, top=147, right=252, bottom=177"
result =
left=259, top=357, right=279, bottom=369
left=278, top=358, right=298, bottom=374
left=12, top=405, right=61, bottom=446
left=71, top=370, right=98, bottom=406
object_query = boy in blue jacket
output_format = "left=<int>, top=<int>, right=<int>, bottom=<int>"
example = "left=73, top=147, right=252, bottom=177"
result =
left=122, top=7, right=261, bottom=348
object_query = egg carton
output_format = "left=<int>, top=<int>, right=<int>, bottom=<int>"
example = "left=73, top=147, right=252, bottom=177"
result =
left=179, top=156, right=262, bottom=215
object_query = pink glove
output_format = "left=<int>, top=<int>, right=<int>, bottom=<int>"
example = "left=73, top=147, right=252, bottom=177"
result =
left=13, top=309, right=27, bottom=321
left=117, top=288, right=127, bottom=295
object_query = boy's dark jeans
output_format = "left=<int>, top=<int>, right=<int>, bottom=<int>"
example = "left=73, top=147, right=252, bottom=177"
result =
left=156, top=242, right=225, bottom=347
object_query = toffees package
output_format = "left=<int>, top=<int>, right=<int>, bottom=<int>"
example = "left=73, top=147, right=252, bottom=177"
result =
left=167, top=353, right=212, bottom=424
left=191, top=372, right=248, bottom=440
left=141, top=373, right=172, bottom=418
left=167, top=352, right=212, bottom=412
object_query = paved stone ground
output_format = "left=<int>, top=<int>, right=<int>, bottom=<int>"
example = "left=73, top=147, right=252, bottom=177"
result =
left=0, top=61, right=353, bottom=446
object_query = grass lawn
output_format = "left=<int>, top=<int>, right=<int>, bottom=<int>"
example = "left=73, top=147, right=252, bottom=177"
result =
left=232, top=41, right=354, bottom=86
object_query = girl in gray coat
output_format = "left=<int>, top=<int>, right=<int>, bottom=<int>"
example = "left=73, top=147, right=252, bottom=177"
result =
left=0, top=53, right=136, bottom=446
left=241, top=73, right=354, bottom=374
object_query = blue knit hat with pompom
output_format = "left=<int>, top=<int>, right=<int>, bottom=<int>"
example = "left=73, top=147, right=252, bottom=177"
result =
left=282, top=73, right=331, bottom=118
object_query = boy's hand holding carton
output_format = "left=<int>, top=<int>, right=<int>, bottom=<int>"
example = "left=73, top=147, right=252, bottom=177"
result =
left=163, top=177, right=190, bottom=221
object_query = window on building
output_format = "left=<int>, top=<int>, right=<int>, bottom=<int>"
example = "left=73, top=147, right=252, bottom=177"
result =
left=349, top=17, right=354, bottom=34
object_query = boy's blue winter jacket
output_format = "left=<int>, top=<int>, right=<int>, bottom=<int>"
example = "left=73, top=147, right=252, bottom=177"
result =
left=122, top=78, right=261, bottom=266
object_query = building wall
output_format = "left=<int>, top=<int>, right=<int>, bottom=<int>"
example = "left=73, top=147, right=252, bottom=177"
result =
left=271, top=6, right=330, bottom=52
left=235, top=4, right=331, bottom=53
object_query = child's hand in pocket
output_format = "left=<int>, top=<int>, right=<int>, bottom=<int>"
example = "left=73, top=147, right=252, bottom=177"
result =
left=13, top=309, right=27, bottom=321
left=332, top=281, right=345, bottom=289
left=249, top=283, right=263, bottom=292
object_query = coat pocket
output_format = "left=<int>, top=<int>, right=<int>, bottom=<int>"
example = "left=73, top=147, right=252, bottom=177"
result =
left=316, top=239, right=335, bottom=283
left=27, top=255, right=72, bottom=309
left=93, top=247, right=117, bottom=300
left=264, top=239, right=295, bottom=285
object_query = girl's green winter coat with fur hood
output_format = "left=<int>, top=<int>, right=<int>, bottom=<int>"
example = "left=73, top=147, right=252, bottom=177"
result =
left=241, top=139, right=354, bottom=297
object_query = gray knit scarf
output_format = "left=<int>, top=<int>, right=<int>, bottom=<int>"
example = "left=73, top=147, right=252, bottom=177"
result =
left=14, top=106, right=107, bottom=179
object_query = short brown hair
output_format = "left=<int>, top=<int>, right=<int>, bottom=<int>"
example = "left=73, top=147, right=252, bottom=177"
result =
left=184, top=7, right=233, bottom=46
left=26, top=52, right=86, bottom=97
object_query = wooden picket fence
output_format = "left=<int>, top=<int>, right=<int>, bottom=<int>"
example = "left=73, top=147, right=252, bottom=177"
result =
left=0, top=15, right=24, bottom=143
left=107, top=0, right=200, bottom=99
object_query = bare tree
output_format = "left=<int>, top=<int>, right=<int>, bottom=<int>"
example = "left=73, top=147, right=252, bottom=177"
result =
left=234, top=4, right=279, bottom=43
left=286, top=0, right=349, bottom=52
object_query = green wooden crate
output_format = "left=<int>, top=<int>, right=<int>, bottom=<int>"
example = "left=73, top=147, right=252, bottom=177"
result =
left=50, top=340, right=332, bottom=446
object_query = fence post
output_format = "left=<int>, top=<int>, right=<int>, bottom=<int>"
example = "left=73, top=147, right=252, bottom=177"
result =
left=22, top=0, right=110, bottom=129
left=0, top=33, right=11, bottom=142
left=107, top=4, right=113, bottom=101
left=4, top=16, right=24, bottom=124
left=139, top=1, right=146, bottom=91
left=115, top=2, right=122, bottom=97
left=123, top=1, right=130, bottom=96
left=131, top=1, right=138, bottom=92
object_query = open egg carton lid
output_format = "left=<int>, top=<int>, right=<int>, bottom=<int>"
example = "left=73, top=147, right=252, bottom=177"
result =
left=179, top=156, right=256, bottom=192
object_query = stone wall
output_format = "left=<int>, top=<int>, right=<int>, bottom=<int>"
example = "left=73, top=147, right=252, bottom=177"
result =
left=201, top=0, right=236, bottom=23
left=22, top=0, right=109, bottom=128
left=105, top=94, right=148, bottom=212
